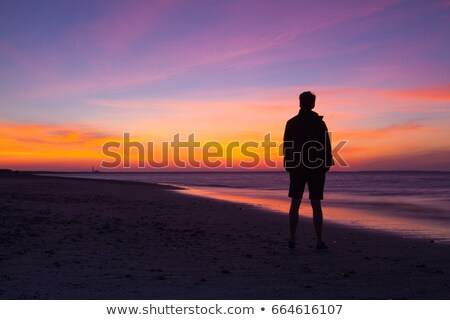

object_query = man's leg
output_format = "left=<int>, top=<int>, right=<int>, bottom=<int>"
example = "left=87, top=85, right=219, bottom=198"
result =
left=311, top=199, right=323, bottom=246
left=289, top=198, right=301, bottom=244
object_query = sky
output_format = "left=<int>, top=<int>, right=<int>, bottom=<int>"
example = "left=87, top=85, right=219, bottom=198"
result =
left=0, top=0, right=449, bottom=171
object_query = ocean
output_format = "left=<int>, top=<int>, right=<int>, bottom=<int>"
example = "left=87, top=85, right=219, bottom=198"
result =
left=43, top=171, right=450, bottom=242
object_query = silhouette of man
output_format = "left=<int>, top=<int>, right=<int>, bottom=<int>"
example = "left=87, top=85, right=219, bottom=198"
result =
left=283, top=91, right=333, bottom=249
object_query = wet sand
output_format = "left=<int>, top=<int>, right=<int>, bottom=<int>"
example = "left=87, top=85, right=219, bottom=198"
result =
left=1, top=174, right=449, bottom=299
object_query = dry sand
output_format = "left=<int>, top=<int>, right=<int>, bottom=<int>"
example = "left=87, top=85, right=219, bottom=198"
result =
left=1, top=173, right=449, bottom=299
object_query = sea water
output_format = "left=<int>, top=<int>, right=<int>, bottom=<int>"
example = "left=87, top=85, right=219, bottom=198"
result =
left=44, top=171, right=450, bottom=241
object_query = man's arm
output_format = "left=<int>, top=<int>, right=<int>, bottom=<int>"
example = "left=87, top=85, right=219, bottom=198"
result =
left=283, top=121, right=294, bottom=171
left=323, top=122, right=334, bottom=170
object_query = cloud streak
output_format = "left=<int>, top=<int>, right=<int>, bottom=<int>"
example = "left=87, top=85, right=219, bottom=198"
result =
left=1, top=0, right=449, bottom=170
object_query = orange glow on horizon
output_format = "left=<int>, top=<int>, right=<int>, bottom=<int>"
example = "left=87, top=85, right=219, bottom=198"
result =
left=1, top=84, right=449, bottom=171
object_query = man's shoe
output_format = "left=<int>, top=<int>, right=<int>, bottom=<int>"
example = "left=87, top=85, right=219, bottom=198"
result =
left=316, top=241, right=328, bottom=250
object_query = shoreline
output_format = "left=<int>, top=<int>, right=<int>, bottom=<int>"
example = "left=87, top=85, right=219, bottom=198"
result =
left=38, top=173, right=450, bottom=243
left=1, top=174, right=450, bottom=299
left=177, top=186, right=450, bottom=243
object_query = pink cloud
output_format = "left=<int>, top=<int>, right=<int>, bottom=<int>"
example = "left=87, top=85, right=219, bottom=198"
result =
left=384, top=85, right=450, bottom=102
left=22, top=0, right=402, bottom=98
left=69, top=0, right=180, bottom=56
left=0, top=43, right=58, bottom=79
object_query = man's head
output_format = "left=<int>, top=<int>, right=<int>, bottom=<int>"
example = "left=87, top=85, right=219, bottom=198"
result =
left=299, top=91, right=316, bottom=110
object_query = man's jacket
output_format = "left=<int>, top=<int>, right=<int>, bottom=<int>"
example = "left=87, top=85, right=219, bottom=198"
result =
left=283, top=109, right=334, bottom=173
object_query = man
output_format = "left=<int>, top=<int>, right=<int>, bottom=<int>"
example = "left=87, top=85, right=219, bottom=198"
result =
left=283, top=91, right=333, bottom=249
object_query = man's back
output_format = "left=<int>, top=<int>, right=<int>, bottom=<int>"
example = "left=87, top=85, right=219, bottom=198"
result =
left=283, top=108, right=332, bottom=173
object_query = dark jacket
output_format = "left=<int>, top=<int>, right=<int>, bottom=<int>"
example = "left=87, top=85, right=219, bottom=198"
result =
left=283, top=109, right=333, bottom=173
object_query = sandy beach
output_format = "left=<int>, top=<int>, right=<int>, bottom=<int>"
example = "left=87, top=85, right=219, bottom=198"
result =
left=1, top=173, right=449, bottom=299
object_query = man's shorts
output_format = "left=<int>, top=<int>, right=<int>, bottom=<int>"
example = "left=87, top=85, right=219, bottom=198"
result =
left=288, top=171, right=326, bottom=200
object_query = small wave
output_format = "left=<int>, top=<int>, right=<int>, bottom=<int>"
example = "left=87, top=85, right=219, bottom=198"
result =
left=325, top=193, right=450, bottom=221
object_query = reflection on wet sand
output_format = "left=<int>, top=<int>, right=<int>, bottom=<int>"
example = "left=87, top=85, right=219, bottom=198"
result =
left=178, top=186, right=450, bottom=242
